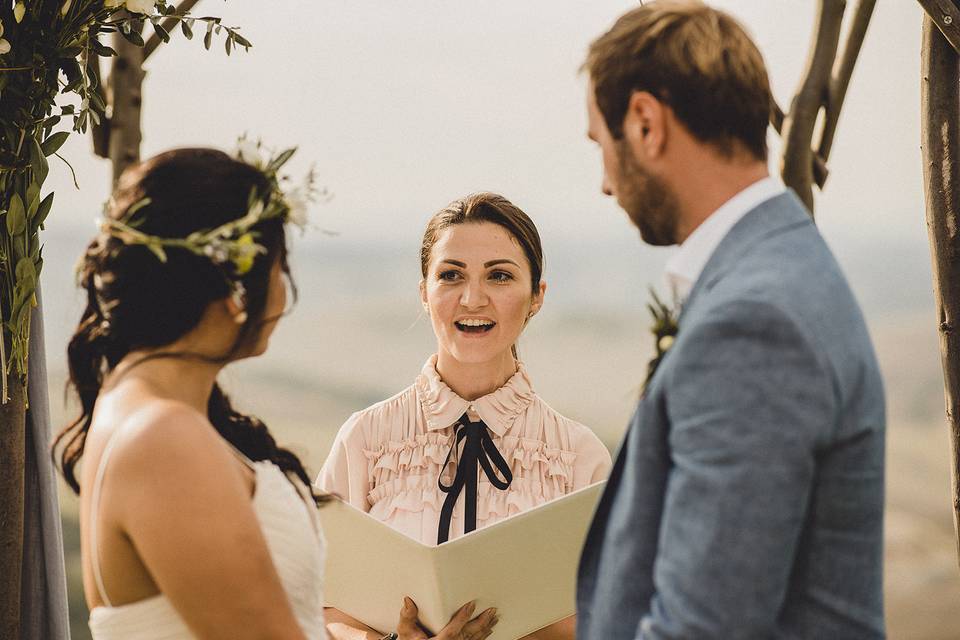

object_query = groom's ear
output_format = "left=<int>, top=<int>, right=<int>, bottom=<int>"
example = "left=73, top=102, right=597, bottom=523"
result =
left=624, top=91, right=667, bottom=159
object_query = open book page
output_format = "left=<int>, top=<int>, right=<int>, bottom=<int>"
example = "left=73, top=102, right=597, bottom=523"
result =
left=321, top=480, right=606, bottom=640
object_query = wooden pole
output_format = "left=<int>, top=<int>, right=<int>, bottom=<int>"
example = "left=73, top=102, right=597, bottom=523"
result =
left=920, top=13, right=960, bottom=566
left=109, top=23, right=146, bottom=183
left=0, top=381, right=26, bottom=638
left=780, top=0, right=846, bottom=214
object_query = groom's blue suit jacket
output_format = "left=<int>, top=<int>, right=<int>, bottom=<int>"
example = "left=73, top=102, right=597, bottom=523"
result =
left=577, top=192, right=886, bottom=639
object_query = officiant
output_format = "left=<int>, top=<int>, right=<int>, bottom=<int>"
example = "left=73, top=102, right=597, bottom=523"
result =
left=316, top=192, right=611, bottom=640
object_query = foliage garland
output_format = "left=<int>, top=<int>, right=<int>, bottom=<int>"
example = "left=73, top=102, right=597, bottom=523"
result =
left=0, top=0, right=248, bottom=403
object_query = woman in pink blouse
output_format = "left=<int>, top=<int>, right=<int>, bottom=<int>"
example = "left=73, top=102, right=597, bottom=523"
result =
left=318, top=192, right=612, bottom=640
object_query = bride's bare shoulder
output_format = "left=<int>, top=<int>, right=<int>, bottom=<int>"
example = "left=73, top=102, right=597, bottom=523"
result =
left=90, top=392, right=240, bottom=493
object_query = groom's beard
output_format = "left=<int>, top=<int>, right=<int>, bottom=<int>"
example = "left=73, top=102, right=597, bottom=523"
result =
left=615, top=142, right=680, bottom=246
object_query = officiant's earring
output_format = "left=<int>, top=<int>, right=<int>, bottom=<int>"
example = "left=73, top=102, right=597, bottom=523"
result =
left=233, top=310, right=248, bottom=324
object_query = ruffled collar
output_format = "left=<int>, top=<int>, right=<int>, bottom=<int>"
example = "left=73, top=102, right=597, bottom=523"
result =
left=414, top=354, right=536, bottom=436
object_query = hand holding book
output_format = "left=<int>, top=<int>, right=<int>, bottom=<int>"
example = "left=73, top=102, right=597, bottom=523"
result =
left=396, top=598, right=497, bottom=640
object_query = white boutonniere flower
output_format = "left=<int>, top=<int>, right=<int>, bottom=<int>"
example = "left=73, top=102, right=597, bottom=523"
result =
left=643, top=287, right=681, bottom=393
left=657, top=335, right=675, bottom=353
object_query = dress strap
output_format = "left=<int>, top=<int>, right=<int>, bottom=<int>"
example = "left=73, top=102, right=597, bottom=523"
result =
left=89, top=426, right=128, bottom=608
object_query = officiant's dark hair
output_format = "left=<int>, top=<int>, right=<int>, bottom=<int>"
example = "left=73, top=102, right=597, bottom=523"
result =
left=584, top=0, right=771, bottom=161
left=55, top=148, right=326, bottom=505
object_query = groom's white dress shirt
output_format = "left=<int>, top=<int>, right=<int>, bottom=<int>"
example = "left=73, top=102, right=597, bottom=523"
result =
left=664, top=176, right=786, bottom=301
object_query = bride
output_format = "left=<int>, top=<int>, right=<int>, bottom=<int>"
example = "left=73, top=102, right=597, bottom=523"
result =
left=55, top=145, right=497, bottom=640
left=54, top=146, right=326, bottom=639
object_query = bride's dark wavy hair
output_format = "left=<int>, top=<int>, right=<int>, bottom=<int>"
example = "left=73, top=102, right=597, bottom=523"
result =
left=53, top=148, right=326, bottom=505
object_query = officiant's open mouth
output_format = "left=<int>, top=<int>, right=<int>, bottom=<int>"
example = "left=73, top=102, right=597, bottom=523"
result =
left=454, top=318, right=496, bottom=334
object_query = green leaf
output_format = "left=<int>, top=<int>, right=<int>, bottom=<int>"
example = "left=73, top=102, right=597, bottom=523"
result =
left=152, top=21, right=170, bottom=43
left=91, top=39, right=118, bottom=57
left=232, top=32, right=252, bottom=48
left=41, top=131, right=69, bottom=157
left=180, top=20, right=193, bottom=39
left=119, top=28, right=145, bottom=47
left=32, top=192, right=53, bottom=233
left=203, top=24, right=213, bottom=50
left=61, top=58, right=85, bottom=91
left=15, top=257, right=35, bottom=284
left=26, top=182, right=39, bottom=216
left=43, top=115, right=62, bottom=131
left=6, top=194, right=26, bottom=235
left=267, top=147, right=297, bottom=173
left=89, top=90, right=106, bottom=113
left=225, top=34, right=232, bottom=55
left=12, top=298, right=32, bottom=330
left=29, top=138, right=49, bottom=185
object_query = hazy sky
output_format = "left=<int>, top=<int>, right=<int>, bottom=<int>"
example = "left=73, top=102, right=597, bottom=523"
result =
left=46, top=1, right=926, bottom=253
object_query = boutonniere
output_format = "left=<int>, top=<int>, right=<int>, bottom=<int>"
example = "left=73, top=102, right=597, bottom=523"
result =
left=643, top=287, right=681, bottom=393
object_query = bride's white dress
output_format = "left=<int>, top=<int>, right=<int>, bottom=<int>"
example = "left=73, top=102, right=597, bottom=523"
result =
left=86, top=428, right=327, bottom=639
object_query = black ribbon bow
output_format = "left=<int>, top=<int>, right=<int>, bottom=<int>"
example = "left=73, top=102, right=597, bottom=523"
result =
left=437, top=413, right=513, bottom=544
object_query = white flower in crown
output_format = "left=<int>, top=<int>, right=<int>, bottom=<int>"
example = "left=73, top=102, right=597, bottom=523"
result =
left=285, top=186, right=309, bottom=229
left=234, top=135, right=268, bottom=169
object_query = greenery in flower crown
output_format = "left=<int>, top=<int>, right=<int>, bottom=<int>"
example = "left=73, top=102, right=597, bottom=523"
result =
left=0, top=0, right=247, bottom=403
left=100, top=138, right=316, bottom=288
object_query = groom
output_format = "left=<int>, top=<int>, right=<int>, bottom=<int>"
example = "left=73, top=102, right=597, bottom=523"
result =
left=577, top=2, right=885, bottom=639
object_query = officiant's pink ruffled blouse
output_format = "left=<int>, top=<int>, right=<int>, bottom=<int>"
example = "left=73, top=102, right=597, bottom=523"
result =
left=316, top=356, right=612, bottom=544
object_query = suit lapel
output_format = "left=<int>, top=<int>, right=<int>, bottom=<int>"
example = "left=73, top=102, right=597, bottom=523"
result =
left=679, top=190, right=813, bottom=324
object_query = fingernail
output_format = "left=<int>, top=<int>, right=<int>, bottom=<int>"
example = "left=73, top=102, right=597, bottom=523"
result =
left=466, top=601, right=477, bottom=614
left=485, top=608, right=498, bottom=619
left=403, top=596, right=413, bottom=611
left=492, top=616, right=500, bottom=626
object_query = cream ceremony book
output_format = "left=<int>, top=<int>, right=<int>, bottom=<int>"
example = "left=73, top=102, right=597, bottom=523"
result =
left=321, top=480, right=605, bottom=640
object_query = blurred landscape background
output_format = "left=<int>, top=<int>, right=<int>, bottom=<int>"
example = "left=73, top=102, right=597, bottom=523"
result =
left=32, top=1, right=960, bottom=638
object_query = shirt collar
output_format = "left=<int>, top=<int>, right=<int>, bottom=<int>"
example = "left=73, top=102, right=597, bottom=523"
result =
left=414, top=354, right=535, bottom=436
left=664, top=176, right=786, bottom=301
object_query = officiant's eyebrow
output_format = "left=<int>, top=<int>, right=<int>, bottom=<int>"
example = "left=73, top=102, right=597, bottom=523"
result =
left=439, top=259, right=520, bottom=268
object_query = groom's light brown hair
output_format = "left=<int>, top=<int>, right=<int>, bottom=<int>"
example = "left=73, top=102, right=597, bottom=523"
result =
left=584, top=0, right=772, bottom=161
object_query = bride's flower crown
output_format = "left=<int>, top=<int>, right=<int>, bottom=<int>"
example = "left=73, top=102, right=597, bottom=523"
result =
left=97, top=137, right=317, bottom=292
